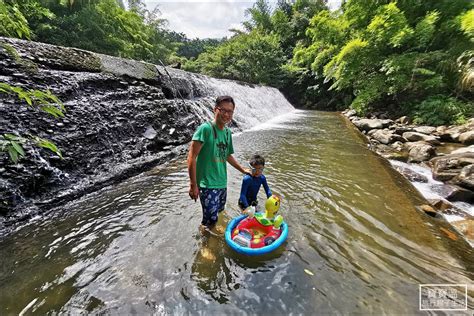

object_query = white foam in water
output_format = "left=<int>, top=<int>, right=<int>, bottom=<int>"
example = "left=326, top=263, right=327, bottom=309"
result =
left=390, top=160, right=474, bottom=219
left=246, top=109, right=304, bottom=132
left=444, top=214, right=467, bottom=222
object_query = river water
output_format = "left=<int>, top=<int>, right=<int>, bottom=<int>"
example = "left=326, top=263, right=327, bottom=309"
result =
left=1, top=111, right=473, bottom=314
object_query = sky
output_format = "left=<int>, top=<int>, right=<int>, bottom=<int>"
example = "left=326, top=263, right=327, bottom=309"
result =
left=144, top=0, right=342, bottom=39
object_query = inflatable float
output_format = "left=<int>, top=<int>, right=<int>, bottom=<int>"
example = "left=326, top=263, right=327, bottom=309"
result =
left=225, top=195, right=288, bottom=255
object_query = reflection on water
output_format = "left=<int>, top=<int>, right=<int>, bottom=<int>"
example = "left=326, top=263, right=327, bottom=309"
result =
left=0, top=111, right=473, bottom=314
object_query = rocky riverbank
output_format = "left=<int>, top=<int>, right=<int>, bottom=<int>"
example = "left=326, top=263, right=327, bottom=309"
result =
left=342, top=109, right=474, bottom=245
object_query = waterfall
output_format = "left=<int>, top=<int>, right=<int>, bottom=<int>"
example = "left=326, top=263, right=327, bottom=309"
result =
left=154, top=65, right=295, bottom=129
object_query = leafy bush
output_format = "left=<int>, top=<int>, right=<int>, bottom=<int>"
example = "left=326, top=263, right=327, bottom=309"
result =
left=0, top=82, right=64, bottom=163
left=0, top=0, right=30, bottom=39
left=412, top=95, right=473, bottom=126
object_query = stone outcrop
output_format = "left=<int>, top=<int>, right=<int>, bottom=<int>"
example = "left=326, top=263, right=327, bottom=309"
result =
left=405, top=141, right=436, bottom=162
left=431, top=153, right=474, bottom=182
left=0, top=38, right=197, bottom=225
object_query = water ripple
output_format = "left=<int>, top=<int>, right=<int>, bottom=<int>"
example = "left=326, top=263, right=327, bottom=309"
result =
left=1, top=111, right=473, bottom=314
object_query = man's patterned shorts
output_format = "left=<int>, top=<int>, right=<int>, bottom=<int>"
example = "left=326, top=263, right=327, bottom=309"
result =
left=199, top=188, right=227, bottom=226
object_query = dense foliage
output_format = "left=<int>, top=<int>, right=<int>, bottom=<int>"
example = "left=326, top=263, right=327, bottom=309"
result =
left=184, top=0, right=327, bottom=88
left=185, top=0, right=473, bottom=123
left=291, top=0, right=473, bottom=122
left=0, top=0, right=179, bottom=63
left=1, top=0, right=473, bottom=125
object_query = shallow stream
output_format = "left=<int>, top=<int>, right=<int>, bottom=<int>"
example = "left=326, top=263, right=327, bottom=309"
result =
left=1, top=111, right=472, bottom=314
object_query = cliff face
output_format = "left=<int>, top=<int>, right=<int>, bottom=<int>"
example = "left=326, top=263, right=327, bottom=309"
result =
left=0, top=37, right=294, bottom=229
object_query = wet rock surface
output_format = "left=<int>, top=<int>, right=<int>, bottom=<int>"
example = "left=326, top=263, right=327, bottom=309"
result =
left=0, top=38, right=202, bottom=227
left=0, top=37, right=266, bottom=232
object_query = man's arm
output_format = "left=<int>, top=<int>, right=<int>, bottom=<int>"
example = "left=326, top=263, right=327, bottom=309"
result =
left=227, top=155, right=249, bottom=174
left=187, top=140, right=203, bottom=201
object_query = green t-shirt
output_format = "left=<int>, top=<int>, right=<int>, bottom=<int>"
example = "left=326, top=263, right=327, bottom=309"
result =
left=192, top=122, right=234, bottom=189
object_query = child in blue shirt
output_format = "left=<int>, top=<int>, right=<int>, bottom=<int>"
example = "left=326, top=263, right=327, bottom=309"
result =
left=238, top=154, right=272, bottom=211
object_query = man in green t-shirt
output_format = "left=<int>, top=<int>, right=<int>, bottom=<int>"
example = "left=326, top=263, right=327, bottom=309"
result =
left=187, top=96, right=249, bottom=230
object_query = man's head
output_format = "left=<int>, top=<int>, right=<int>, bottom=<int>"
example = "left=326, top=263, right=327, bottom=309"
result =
left=214, top=95, right=235, bottom=126
left=249, top=154, right=265, bottom=177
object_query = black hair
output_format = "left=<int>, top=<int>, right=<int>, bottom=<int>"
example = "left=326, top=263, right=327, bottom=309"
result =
left=215, top=95, right=235, bottom=109
left=249, top=154, right=265, bottom=167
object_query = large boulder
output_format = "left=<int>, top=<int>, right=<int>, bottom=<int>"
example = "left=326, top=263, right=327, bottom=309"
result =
left=430, top=153, right=474, bottom=182
left=414, top=126, right=437, bottom=135
left=352, top=118, right=391, bottom=131
left=405, top=141, right=436, bottom=162
left=439, top=123, right=474, bottom=142
left=402, top=132, right=440, bottom=145
left=342, top=109, right=357, bottom=118
left=438, top=184, right=474, bottom=203
left=451, top=164, right=474, bottom=190
left=459, top=131, right=474, bottom=145
left=395, top=116, right=410, bottom=124
left=390, top=124, right=413, bottom=135
left=368, top=129, right=405, bottom=145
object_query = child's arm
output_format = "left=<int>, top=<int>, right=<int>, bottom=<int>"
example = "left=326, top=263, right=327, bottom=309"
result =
left=239, top=177, right=250, bottom=209
left=262, top=175, right=272, bottom=198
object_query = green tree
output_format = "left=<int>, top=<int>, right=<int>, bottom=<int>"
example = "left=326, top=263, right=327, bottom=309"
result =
left=185, top=31, right=286, bottom=86
left=242, top=0, right=273, bottom=32
left=2, top=0, right=178, bottom=64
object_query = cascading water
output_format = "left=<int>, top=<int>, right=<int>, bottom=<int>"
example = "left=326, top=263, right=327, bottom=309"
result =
left=155, top=65, right=295, bottom=129
left=390, top=160, right=474, bottom=246
left=390, top=160, right=473, bottom=215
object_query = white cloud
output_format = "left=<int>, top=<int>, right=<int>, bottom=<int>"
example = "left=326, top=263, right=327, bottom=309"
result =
left=145, top=0, right=256, bottom=39
left=327, top=0, right=342, bottom=11
left=144, top=0, right=342, bottom=39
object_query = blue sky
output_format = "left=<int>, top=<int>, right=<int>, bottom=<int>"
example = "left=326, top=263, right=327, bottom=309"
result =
left=144, top=0, right=341, bottom=39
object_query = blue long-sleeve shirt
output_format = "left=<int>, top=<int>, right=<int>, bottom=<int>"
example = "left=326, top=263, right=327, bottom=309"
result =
left=239, top=174, right=272, bottom=209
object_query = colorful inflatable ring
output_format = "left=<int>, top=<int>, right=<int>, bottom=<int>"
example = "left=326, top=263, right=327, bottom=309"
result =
left=225, top=213, right=288, bottom=256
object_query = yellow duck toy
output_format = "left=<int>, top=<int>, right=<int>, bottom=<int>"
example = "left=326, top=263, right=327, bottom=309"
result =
left=253, top=195, right=283, bottom=229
